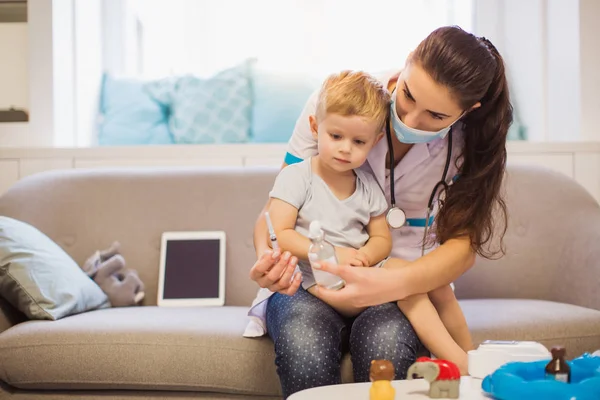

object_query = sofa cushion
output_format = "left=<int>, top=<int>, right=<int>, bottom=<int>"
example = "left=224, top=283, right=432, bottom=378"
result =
left=0, top=300, right=599, bottom=396
left=249, top=63, right=321, bottom=143
left=98, top=74, right=174, bottom=145
left=0, top=297, right=25, bottom=334
left=463, top=299, right=600, bottom=356
left=145, top=61, right=253, bottom=145
left=0, top=216, right=110, bottom=320
left=0, top=306, right=282, bottom=396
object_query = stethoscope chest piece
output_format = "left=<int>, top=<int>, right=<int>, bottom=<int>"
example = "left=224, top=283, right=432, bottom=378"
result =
left=384, top=113, right=453, bottom=237
left=386, top=207, right=406, bottom=229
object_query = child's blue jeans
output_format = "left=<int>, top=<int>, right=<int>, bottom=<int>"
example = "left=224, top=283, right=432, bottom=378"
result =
left=266, top=287, right=424, bottom=399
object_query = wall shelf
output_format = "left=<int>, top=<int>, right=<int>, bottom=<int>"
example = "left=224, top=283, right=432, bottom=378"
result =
left=0, top=0, right=26, bottom=23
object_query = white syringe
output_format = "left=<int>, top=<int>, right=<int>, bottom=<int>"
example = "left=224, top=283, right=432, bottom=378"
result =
left=264, top=211, right=279, bottom=251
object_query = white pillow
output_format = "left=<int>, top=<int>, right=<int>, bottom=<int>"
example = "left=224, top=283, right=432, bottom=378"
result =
left=0, top=217, right=109, bottom=320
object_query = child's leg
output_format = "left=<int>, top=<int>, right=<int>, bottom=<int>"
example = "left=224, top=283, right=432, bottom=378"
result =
left=383, top=259, right=468, bottom=374
left=428, top=285, right=474, bottom=353
left=396, top=294, right=468, bottom=375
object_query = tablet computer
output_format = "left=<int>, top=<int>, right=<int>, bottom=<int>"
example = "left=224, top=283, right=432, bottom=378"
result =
left=157, top=231, right=226, bottom=307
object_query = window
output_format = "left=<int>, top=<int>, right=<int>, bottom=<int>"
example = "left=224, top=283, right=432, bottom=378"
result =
left=125, top=0, right=473, bottom=78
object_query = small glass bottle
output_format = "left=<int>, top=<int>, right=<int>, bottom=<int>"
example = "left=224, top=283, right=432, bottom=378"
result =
left=307, top=220, right=345, bottom=290
left=545, top=346, right=571, bottom=383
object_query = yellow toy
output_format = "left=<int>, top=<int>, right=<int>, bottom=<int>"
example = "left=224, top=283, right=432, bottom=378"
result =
left=369, top=359, right=396, bottom=400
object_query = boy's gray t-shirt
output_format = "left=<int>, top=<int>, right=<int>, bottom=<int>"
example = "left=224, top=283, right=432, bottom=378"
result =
left=269, top=158, right=389, bottom=288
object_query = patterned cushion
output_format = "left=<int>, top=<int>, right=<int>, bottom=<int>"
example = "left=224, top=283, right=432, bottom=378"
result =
left=249, top=64, right=321, bottom=143
left=98, top=74, right=174, bottom=145
left=145, top=61, right=252, bottom=144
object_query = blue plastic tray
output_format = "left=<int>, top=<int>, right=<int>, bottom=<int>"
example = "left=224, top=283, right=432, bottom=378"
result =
left=481, top=353, right=600, bottom=400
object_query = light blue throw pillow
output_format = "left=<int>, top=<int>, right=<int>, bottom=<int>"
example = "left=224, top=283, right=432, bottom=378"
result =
left=145, top=61, right=252, bottom=144
left=0, top=217, right=110, bottom=320
left=250, top=66, right=321, bottom=143
left=98, top=74, right=174, bottom=146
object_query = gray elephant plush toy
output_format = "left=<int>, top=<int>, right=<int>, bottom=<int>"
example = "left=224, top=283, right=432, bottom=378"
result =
left=81, top=242, right=145, bottom=307
left=406, top=357, right=460, bottom=399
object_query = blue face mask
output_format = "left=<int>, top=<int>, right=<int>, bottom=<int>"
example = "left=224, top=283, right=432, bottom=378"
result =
left=390, top=89, right=461, bottom=144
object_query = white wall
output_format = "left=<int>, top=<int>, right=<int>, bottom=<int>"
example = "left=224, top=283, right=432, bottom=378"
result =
left=0, top=22, right=29, bottom=146
left=474, top=0, right=597, bottom=143
left=579, top=0, right=600, bottom=142
left=546, top=0, right=580, bottom=142
left=504, top=0, right=547, bottom=142
left=27, top=0, right=75, bottom=147
left=21, top=0, right=103, bottom=148
left=74, top=0, right=103, bottom=146
left=26, top=0, right=53, bottom=146
left=51, top=0, right=76, bottom=147
left=102, top=0, right=140, bottom=76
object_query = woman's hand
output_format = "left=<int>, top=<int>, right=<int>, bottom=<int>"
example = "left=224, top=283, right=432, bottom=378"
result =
left=335, top=247, right=370, bottom=267
left=311, top=260, right=404, bottom=307
left=249, top=249, right=302, bottom=295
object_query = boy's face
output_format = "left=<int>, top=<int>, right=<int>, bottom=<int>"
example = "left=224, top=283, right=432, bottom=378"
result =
left=309, top=113, right=383, bottom=172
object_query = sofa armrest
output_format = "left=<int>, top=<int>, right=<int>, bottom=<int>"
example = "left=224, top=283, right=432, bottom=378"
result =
left=0, top=297, right=26, bottom=334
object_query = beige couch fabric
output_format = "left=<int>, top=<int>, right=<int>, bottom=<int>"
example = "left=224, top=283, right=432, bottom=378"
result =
left=0, top=307, right=281, bottom=396
left=0, top=165, right=598, bottom=399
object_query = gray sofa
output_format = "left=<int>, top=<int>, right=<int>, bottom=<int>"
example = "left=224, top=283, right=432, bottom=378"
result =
left=0, top=164, right=599, bottom=399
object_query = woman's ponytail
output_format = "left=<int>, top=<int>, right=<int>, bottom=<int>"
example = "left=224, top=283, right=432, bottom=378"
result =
left=413, top=27, right=513, bottom=258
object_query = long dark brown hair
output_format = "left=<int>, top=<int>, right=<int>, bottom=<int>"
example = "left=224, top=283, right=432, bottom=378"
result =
left=412, top=26, right=512, bottom=259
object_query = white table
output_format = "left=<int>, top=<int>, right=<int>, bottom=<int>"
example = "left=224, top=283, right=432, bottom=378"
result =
left=288, top=377, right=490, bottom=399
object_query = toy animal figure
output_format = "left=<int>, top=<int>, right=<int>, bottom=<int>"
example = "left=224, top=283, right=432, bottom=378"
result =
left=369, top=359, right=396, bottom=400
left=81, top=242, right=145, bottom=307
left=407, top=357, right=460, bottom=399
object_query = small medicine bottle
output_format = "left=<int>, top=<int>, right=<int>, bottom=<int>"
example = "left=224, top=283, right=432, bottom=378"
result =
left=544, top=346, right=570, bottom=383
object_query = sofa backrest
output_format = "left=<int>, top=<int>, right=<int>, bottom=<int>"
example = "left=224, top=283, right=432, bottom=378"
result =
left=454, top=164, right=600, bottom=311
left=0, top=164, right=598, bottom=309
left=0, top=166, right=278, bottom=307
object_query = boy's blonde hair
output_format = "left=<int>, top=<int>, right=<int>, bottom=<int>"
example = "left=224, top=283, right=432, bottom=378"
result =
left=315, top=70, right=391, bottom=134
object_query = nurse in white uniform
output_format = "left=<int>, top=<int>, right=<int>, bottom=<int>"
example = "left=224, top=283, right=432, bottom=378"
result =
left=249, top=26, right=513, bottom=399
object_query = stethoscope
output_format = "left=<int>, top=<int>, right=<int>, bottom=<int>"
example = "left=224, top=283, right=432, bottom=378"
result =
left=384, top=119, right=453, bottom=256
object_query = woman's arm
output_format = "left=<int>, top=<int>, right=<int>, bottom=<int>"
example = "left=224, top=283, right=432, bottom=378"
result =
left=358, top=213, right=392, bottom=266
left=388, top=236, right=475, bottom=296
left=311, top=236, right=476, bottom=308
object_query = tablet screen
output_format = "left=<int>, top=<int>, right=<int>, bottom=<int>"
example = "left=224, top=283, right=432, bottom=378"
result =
left=162, top=239, right=221, bottom=299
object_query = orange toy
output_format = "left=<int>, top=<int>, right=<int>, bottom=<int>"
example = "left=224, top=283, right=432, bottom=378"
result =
left=369, top=359, right=396, bottom=400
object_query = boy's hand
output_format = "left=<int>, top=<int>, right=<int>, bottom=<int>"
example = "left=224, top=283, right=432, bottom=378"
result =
left=335, top=247, right=369, bottom=267
left=356, top=250, right=371, bottom=267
